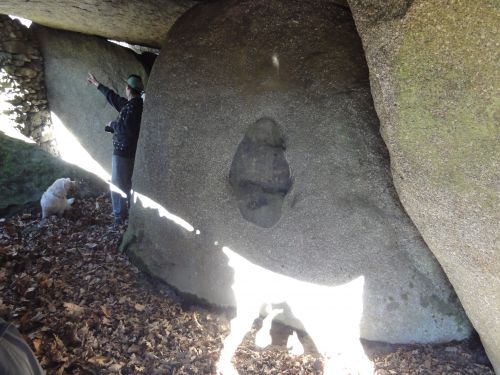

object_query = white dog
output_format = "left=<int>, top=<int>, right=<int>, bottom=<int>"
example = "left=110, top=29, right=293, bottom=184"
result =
left=40, top=178, right=76, bottom=219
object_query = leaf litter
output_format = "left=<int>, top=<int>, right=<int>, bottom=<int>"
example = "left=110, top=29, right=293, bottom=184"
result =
left=0, top=195, right=494, bottom=374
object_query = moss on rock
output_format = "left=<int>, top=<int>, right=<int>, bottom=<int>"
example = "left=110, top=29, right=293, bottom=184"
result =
left=393, top=0, right=499, bottom=201
left=349, top=0, right=499, bottom=370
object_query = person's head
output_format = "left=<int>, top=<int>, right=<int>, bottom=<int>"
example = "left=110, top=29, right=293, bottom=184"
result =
left=124, top=74, right=144, bottom=99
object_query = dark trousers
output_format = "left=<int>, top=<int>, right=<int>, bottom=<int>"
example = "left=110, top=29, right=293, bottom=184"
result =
left=111, top=154, right=135, bottom=220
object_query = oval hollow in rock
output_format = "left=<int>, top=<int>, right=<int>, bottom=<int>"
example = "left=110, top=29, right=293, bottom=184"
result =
left=229, top=117, right=291, bottom=228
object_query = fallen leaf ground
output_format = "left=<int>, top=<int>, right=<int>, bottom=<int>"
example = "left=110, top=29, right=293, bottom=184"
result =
left=0, top=196, right=495, bottom=375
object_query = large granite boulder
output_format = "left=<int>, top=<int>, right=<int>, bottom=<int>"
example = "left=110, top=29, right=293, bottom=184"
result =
left=33, top=25, right=148, bottom=176
left=0, top=132, right=106, bottom=216
left=349, top=0, right=500, bottom=370
left=125, top=0, right=471, bottom=343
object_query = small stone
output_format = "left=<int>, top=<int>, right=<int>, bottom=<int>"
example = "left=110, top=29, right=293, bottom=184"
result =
left=1, top=41, right=37, bottom=55
left=17, top=67, right=38, bottom=78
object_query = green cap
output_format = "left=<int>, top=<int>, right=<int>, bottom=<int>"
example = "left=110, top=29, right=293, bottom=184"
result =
left=124, top=75, right=144, bottom=93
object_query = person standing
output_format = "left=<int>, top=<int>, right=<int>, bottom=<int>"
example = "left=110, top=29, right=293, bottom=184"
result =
left=87, top=72, right=144, bottom=225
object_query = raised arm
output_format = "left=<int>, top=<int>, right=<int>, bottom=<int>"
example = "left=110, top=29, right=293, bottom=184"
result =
left=87, top=72, right=127, bottom=112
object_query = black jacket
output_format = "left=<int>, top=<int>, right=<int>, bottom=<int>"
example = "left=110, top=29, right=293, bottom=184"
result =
left=98, top=84, right=143, bottom=158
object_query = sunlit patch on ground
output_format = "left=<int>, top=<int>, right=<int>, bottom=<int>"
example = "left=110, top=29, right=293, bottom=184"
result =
left=0, top=197, right=494, bottom=375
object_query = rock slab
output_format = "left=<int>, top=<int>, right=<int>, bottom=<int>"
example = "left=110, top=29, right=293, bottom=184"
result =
left=0, top=0, right=196, bottom=47
left=34, top=25, right=147, bottom=176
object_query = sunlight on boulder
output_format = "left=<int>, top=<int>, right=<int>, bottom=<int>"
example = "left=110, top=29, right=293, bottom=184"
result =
left=271, top=53, right=279, bottom=77
left=132, top=191, right=194, bottom=232
left=51, top=111, right=110, bottom=181
left=218, top=246, right=374, bottom=375
left=109, top=182, right=127, bottom=198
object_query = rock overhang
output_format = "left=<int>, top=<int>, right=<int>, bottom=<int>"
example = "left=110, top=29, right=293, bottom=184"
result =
left=0, top=0, right=198, bottom=48
left=0, top=0, right=350, bottom=48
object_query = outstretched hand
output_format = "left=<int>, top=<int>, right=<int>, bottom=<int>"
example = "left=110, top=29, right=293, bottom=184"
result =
left=86, top=72, right=99, bottom=87
left=104, top=121, right=114, bottom=133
